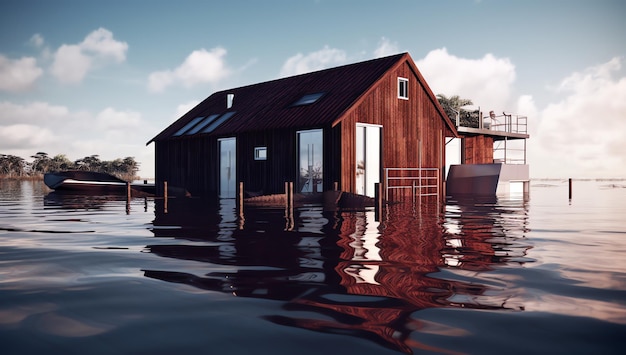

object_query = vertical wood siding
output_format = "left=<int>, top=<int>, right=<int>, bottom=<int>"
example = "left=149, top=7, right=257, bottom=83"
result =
left=154, top=57, right=452, bottom=201
left=462, top=136, right=494, bottom=164
left=338, top=60, right=447, bottom=198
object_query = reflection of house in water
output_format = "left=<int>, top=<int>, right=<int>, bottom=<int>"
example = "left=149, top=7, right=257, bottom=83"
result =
left=441, top=196, right=532, bottom=272
left=146, top=198, right=531, bottom=353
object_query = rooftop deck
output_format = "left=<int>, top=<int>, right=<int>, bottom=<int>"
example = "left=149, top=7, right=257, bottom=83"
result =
left=456, top=112, right=528, bottom=141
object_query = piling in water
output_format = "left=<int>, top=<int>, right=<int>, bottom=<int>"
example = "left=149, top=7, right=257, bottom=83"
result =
left=569, top=178, right=572, bottom=200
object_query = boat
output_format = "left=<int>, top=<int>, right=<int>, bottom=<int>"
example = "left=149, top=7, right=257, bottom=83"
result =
left=44, top=171, right=155, bottom=195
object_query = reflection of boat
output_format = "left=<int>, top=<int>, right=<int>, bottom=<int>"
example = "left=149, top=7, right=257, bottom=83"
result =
left=44, top=171, right=155, bottom=195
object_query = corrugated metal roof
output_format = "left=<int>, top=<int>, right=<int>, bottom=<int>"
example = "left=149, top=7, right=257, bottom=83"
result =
left=148, top=52, right=455, bottom=143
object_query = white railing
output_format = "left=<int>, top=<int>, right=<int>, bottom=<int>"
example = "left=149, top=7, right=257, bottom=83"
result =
left=485, top=113, right=527, bottom=134
left=384, top=168, right=439, bottom=206
left=456, top=110, right=528, bottom=134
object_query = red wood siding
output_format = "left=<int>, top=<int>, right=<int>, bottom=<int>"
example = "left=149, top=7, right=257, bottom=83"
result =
left=337, top=60, right=447, bottom=197
left=462, top=136, right=494, bottom=164
left=152, top=53, right=455, bottom=200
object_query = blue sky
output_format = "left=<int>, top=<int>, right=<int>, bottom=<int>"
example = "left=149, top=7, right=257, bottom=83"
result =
left=1, top=0, right=625, bottom=178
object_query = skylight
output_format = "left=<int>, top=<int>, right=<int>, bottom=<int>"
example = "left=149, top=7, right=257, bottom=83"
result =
left=202, top=111, right=236, bottom=134
left=185, top=114, right=220, bottom=135
left=292, top=92, right=325, bottom=106
left=173, top=116, right=205, bottom=136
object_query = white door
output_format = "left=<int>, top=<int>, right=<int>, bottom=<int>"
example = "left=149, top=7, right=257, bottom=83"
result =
left=219, top=137, right=236, bottom=198
left=297, top=129, right=323, bottom=193
left=356, top=124, right=381, bottom=197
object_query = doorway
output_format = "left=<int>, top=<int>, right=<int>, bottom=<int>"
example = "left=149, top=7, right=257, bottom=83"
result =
left=356, top=123, right=381, bottom=197
left=297, top=129, right=323, bottom=193
left=218, top=137, right=236, bottom=198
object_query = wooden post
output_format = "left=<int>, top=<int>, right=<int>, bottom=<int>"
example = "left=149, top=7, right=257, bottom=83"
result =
left=238, top=182, right=244, bottom=229
left=126, top=182, right=131, bottom=214
left=284, top=182, right=288, bottom=230
left=374, top=182, right=381, bottom=221
left=285, top=181, right=294, bottom=231
left=238, top=182, right=244, bottom=208
left=164, top=181, right=168, bottom=214
left=569, top=178, right=572, bottom=200
left=284, top=182, right=289, bottom=210
left=288, top=182, right=294, bottom=230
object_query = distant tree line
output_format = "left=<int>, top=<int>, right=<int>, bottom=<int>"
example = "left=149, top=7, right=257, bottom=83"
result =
left=0, top=152, right=140, bottom=181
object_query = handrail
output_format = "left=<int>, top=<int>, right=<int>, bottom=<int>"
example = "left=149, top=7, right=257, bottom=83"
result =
left=384, top=168, right=439, bottom=207
left=455, top=109, right=528, bottom=134
left=485, top=114, right=527, bottom=134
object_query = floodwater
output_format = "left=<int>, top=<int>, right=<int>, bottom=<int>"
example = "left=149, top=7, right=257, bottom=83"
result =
left=0, top=179, right=624, bottom=354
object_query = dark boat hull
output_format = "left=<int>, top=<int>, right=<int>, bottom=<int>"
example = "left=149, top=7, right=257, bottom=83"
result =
left=44, top=171, right=155, bottom=195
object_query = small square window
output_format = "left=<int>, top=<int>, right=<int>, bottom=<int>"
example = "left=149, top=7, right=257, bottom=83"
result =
left=254, top=147, right=267, bottom=160
left=398, top=77, right=408, bottom=100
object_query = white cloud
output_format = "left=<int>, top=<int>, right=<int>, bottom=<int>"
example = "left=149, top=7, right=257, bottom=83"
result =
left=374, top=37, right=400, bottom=58
left=416, top=48, right=516, bottom=110
left=416, top=48, right=626, bottom=177
left=0, top=101, right=69, bottom=125
left=50, top=28, right=128, bottom=84
left=280, top=46, right=347, bottom=77
left=0, top=101, right=84, bottom=152
left=96, top=107, right=142, bottom=130
left=0, top=100, right=154, bottom=177
left=0, top=124, right=55, bottom=150
left=0, top=55, right=43, bottom=92
left=30, top=33, right=44, bottom=48
left=79, top=28, right=128, bottom=62
left=530, top=58, right=626, bottom=178
left=51, top=44, right=92, bottom=84
left=175, top=100, right=201, bottom=119
left=147, top=47, right=230, bottom=93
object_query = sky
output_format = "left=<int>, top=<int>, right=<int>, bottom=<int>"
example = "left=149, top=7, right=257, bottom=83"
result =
left=1, top=0, right=625, bottom=179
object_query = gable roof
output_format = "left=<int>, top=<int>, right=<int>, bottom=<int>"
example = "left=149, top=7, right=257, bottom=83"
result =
left=148, top=52, right=457, bottom=144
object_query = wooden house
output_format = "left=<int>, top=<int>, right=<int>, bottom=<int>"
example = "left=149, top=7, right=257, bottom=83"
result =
left=148, top=52, right=458, bottom=201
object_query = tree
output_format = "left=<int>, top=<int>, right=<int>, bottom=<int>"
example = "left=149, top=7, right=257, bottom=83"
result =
left=49, top=154, right=73, bottom=172
left=75, top=155, right=101, bottom=171
left=31, top=152, right=51, bottom=174
left=121, top=157, right=139, bottom=177
left=0, top=152, right=141, bottom=180
left=436, top=94, right=477, bottom=127
left=0, top=154, right=27, bottom=177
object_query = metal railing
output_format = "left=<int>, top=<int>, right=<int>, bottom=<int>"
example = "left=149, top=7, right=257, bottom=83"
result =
left=493, top=138, right=527, bottom=164
left=485, top=113, right=527, bottom=134
left=455, top=109, right=528, bottom=134
left=384, top=168, right=439, bottom=206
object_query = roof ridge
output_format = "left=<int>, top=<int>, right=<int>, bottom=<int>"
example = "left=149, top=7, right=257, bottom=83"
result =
left=148, top=52, right=411, bottom=144
left=213, top=52, right=408, bottom=94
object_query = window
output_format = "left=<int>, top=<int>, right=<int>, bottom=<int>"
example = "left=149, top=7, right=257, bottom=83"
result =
left=291, top=92, right=325, bottom=106
left=398, top=77, right=408, bottom=100
left=185, top=114, right=220, bottom=135
left=173, top=116, right=205, bottom=136
left=202, top=111, right=236, bottom=134
left=254, top=147, right=267, bottom=160
left=297, top=129, right=323, bottom=193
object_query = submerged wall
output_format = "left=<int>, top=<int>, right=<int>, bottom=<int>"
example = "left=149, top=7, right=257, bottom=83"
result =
left=446, top=163, right=529, bottom=196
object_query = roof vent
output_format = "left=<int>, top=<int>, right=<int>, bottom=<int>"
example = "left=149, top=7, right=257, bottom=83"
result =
left=227, top=93, right=234, bottom=109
